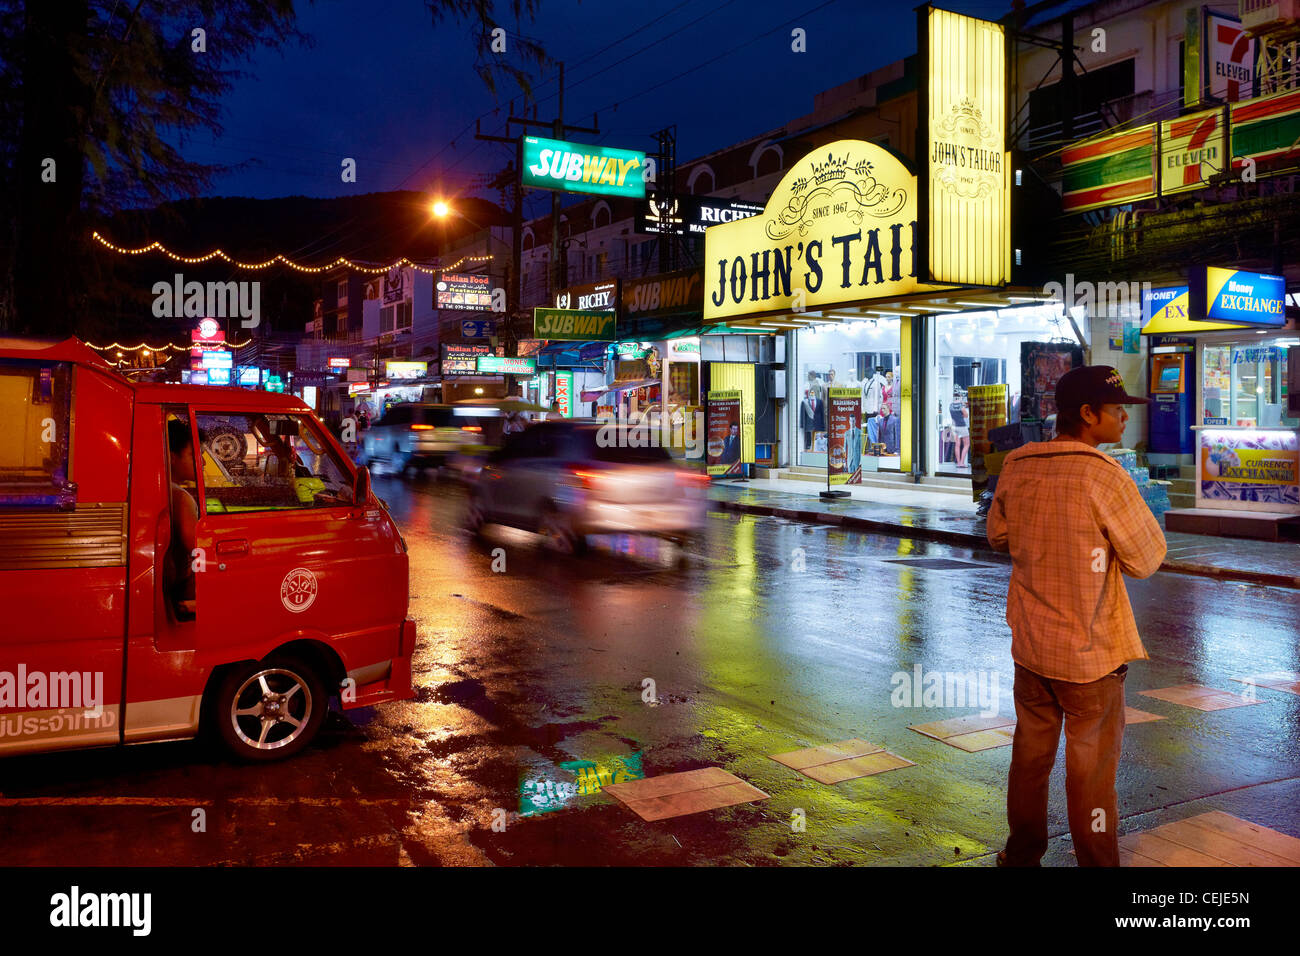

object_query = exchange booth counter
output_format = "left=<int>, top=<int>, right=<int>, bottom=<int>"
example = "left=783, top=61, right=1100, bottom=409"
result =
left=1163, top=425, right=1300, bottom=541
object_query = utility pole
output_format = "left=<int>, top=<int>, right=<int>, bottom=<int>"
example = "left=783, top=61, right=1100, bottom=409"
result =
left=651, top=126, right=678, bottom=273
left=476, top=61, right=598, bottom=349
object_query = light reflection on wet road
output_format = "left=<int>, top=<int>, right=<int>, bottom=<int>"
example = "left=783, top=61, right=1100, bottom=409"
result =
left=1, top=474, right=1297, bottom=866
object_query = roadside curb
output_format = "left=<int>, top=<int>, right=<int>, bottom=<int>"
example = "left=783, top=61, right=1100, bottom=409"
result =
left=709, top=498, right=1300, bottom=589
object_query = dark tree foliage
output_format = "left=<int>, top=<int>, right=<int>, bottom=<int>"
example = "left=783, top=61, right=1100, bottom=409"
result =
left=0, top=0, right=543, bottom=337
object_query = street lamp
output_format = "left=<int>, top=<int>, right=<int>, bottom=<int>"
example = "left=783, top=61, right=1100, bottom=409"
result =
left=431, top=200, right=450, bottom=218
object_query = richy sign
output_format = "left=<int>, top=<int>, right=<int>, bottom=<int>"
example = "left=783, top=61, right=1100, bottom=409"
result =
left=555, top=279, right=616, bottom=312
left=703, top=139, right=942, bottom=321
left=533, top=307, right=618, bottom=341
left=635, top=194, right=764, bottom=236
left=523, top=136, right=646, bottom=199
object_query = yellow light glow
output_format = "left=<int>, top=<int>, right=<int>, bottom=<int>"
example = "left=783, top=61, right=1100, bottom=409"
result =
left=432, top=201, right=450, bottom=218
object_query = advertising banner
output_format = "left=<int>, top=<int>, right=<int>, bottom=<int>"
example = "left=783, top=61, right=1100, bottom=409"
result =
left=442, top=344, right=490, bottom=375
left=706, top=390, right=742, bottom=477
left=554, top=370, right=574, bottom=418
left=967, top=384, right=1008, bottom=501
left=826, top=387, right=862, bottom=484
left=1206, top=12, right=1254, bottom=102
left=436, top=273, right=493, bottom=310
left=385, top=360, right=427, bottom=379
left=534, top=308, right=617, bottom=341
left=709, top=362, right=756, bottom=464
left=1200, top=429, right=1300, bottom=506
left=523, top=136, right=646, bottom=199
left=1020, top=342, right=1083, bottom=428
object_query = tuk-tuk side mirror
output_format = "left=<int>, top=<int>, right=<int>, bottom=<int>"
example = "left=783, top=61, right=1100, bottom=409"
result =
left=353, top=465, right=371, bottom=507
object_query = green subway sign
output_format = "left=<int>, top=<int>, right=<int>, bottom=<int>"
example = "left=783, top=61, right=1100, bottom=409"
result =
left=523, top=136, right=646, bottom=199
left=534, top=307, right=617, bottom=341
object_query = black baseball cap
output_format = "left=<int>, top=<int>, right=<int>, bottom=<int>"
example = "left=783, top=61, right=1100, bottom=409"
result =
left=1055, top=365, right=1148, bottom=415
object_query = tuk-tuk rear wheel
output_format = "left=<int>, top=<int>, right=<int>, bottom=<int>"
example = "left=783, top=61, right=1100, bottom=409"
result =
left=214, top=656, right=328, bottom=762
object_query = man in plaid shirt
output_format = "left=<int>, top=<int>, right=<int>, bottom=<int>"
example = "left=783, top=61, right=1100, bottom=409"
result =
left=987, top=366, right=1166, bottom=866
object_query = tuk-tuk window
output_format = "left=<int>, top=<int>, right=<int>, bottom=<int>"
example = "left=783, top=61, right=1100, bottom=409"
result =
left=0, top=359, right=74, bottom=508
left=195, top=412, right=354, bottom=514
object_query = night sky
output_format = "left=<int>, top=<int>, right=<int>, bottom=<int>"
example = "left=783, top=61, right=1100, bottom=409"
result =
left=194, top=0, right=1012, bottom=218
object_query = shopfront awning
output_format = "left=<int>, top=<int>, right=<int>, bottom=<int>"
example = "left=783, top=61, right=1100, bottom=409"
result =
left=581, top=378, right=659, bottom=401
left=719, top=287, right=1059, bottom=331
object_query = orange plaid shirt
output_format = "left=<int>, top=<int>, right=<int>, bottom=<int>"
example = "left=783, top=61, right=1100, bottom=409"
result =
left=987, top=440, right=1167, bottom=682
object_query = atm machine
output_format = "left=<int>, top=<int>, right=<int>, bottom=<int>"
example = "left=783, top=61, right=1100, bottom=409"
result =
left=1148, top=348, right=1194, bottom=454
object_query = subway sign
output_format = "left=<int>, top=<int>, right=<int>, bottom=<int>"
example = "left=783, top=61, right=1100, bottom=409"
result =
left=523, top=136, right=646, bottom=199
left=1190, top=267, right=1286, bottom=327
left=533, top=307, right=618, bottom=341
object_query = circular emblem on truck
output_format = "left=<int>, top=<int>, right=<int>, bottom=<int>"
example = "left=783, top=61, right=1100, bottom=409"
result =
left=280, top=568, right=318, bottom=613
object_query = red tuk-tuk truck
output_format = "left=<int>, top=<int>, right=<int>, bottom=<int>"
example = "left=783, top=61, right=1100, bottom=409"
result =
left=0, top=338, right=414, bottom=761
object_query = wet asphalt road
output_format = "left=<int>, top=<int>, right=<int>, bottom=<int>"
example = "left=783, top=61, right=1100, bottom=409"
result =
left=2, top=474, right=1298, bottom=866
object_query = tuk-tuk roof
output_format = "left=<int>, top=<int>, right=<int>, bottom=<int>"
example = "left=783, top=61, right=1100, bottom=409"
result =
left=0, top=336, right=307, bottom=412
left=0, top=336, right=121, bottom=374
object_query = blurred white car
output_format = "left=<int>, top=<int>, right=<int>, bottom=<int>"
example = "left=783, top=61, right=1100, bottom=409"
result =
left=361, top=403, right=478, bottom=476
left=464, top=420, right=709, bottom=554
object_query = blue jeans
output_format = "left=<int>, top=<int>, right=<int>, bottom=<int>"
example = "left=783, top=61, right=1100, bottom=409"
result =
left=1004, top=662, right=1128, bottom=866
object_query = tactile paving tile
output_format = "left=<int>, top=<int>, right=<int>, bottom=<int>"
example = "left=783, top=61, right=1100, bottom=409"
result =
left=1123, top=706, right=1165, bottom=724
left=909, top=714, right=1016, bottom=751
left=1117, top=811, right=1300, bottom=867
left=602, top=767, right=769, bottom=822
left=1231, top=671, right=1300, bottom=697
left=769, top=739, right=914, bottom=784
left=1138, top=684, right=1263, bottom=711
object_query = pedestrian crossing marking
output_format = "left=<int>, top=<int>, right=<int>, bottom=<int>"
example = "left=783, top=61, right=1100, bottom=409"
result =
left=909, top=714, right=1015, bottom=751
left=769, top=739, right=914, bottom=783
left=603, top=767, right=769, bottom=821
left=911, top=706, right=1164, bottom=751
left=1116, top=811, right=1300, bottom=867
left=1231, top=671, right=1300, bottom=697
left=1123, top=706, right=1165, bottom=724
left=1139, top=684, right=1263, bottom=711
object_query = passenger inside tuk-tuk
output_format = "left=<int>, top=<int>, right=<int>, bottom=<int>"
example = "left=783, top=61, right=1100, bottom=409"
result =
left=166, top=417, right=199, bottom=618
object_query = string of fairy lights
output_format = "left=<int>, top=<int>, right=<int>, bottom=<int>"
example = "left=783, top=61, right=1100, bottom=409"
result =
left=90, top=231, right=492, bottom=275
left=86, top=231, right=495, bottom=355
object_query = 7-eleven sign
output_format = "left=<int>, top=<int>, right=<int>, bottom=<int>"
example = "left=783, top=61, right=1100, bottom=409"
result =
left=1160, top=107, right=1227, bottom=197
left=1208, top=13, right=1254, bottom=102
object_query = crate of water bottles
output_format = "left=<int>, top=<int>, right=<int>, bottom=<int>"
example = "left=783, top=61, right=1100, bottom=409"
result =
left=1107, top=449, right=1169, bottom=517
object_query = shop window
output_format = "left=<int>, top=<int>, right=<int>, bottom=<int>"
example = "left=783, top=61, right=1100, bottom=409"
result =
left=380, top=305, right=395, bottom=333
left=163, top=408, right=199, bottom=618
left=195, top=412, right=355, bottom=513
left=1027, top=58, right=1135, bottom=146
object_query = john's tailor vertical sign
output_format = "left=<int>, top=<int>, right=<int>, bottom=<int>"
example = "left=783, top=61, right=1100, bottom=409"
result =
left=523, top=136, right=647, bottom=199
left=922, top=6, right=1010, bottom=287
left=706, top=390, right=742, bottom=477
left=827, top=388, right=862, bottom=485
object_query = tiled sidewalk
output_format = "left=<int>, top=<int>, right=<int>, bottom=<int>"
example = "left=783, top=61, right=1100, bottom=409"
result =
left=708, top=477, right=1300, bottom=589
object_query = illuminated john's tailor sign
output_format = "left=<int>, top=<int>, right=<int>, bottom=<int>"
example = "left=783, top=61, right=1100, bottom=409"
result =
left=523, top=137, right=646, bottom=199
left=923, top=7, right=1010, bottom=287
left=703, top=139, right=937, bottom=321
